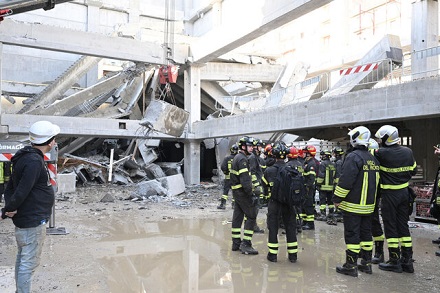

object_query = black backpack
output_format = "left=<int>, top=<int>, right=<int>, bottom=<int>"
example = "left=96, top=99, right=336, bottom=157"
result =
left=272, top=164, right=305, bottom=207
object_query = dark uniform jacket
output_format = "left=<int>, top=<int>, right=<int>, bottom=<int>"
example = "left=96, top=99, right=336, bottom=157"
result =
left=303, top=157, right=317, bottom=188
left=230, top=151, right=253, bottom=196
left=334, top=157, right=343, bottom=184
left=249, top=153, right=263, bottom=188
left=317, top=159, right=336, bottom=191
left=262, top=160, right=285, bottom=200
left=333, top=146, right=380, bottom=215
left=287, top=159, right=304, bottom=174
left=1, top=146, right=55, bottom=228
left=374, top=145, right=417, bottom=190
left=221, top=154, right=235, bottom=179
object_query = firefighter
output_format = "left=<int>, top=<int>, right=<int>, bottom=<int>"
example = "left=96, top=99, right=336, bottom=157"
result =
left=374, top=125, right=417, bottom=273
left=301, top=145, right=318, bottom=230
left=217, top=144, right=239, bottom=210
left=230, top=136, right=259, bottom=255
left=262, top=142, right=298, bottom=263
left=287, top=146, right=304, bottom=233
left=330, top=146, right=345, bottom=224
left=0, top=162, right=4, bottom=203
left=316, top=149, right=336, bottom=221
left=256, top=139, right=268, bottom=207
left=333, top=126, right=380, bottom=277
left=368, top=138, right=385, bottom=264
left=247, top=137, right=265, bottom=233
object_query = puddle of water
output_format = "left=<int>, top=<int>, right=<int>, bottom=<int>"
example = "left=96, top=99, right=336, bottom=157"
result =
left=93, top=217, right=440, bottom=293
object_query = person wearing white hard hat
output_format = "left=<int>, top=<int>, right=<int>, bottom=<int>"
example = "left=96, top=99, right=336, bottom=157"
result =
left=1, top=120, right=60, bottom=293
left=333, top=126, right=380, bottom=277
left=374, top=125, right=417, bottom=274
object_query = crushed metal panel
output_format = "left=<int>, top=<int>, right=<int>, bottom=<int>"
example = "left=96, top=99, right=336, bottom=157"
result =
left=140, top=99, right=189, bottom=137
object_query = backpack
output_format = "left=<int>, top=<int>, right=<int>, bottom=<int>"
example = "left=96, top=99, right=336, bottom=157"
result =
left=272, top=164, right=305, bottom=207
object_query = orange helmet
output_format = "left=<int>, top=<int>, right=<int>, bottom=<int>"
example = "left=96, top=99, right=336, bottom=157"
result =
left=304, top=145, right=317, bottom=156
left=287, top=146, right=299, bottom=159
left=264, top=143, right=273, bottom=156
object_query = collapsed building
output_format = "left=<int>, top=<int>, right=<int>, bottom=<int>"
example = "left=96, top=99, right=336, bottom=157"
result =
left=1, top=0, right=440, bottom=221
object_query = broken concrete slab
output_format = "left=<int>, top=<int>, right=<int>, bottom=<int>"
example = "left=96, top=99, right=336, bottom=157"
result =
left=136, top=179, right=168, bottom=197
left=156, top=162, right=182, bottom=176
left=57, top=172, right=76, bottom=194
left=144, top=163, right=166, bottom=179
left=158, top=174, right=185, bottom=196
left=100, top=193, right=116, bottom=203
left=140, top=99, right=189, bottom=137
left=138, top=141, right=158, bottom=165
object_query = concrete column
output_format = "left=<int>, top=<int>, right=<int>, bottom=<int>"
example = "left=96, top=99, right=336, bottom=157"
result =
left=411, top=0, right=438, bottom=79
left=183, top=66, right=201, bottom=185
left=86, top=1, right=101, bottom=87
left=128, top=0, right=140, bottom=23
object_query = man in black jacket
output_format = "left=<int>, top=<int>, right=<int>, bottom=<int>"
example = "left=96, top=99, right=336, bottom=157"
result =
left=374, top=125, right=417, bottom=274
left=1, top=120, right=60, bottom=293
left=333, top=126, right=380, bottom=277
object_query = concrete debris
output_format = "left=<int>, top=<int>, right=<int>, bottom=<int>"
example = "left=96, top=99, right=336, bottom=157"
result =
left=100, top=193, right=116, bottom=203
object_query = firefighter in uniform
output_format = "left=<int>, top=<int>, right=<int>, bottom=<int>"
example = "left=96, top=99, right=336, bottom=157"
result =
left=262, top=142, right=298, bottom=263
left=333, top=126, right=380, bottom=277
left=302, top=145, right=317, bottom=230
left=374, top=125, right=417, bottom=273
left=330, top=146, right=345, bottom=224
left=316, top=149, right=336, bottom=221
left=287, top=146, right=304, bottom=233
left=217, top=144, right=239, bottom=209
left=368, top=138, right=386, bottom=264
left=230, top=136, right=259, bottom=255
left=247, top=137, right=264, bottom=233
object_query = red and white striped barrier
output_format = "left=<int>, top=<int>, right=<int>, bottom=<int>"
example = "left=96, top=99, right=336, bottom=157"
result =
left=339, top=62, right=379, bottom=75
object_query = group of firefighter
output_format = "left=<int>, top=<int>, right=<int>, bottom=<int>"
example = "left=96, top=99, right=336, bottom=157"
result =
left=218, top=124, right=419, bottom=277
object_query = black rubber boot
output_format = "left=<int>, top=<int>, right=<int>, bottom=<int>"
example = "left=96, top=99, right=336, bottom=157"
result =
left=240, top=240, right=259, bottom=255
left=232, top=239, right=241, bottom=251
left=358, top=249, right=372, bottom=274
left=371, top=241, right=384, bottom=264
left=401, top=247, right=414, bottom=273
left=316, top=211, right=327, bottom=221
left=267, top=252, right=277, bottom=262
left=336, top=250, right=358, bottom=277
left=302, top=222, right=315, bottom=230
left=436, top=251, right=440, bottom=257
left=379, top=248, right=402, bottom=273
left=253, top=225, right=265, bottom=234
left=432, top=237, right=440, bottom=244
left=217, top=198, right=226, bottom=210
left=288, top=253, right=297, bottom=263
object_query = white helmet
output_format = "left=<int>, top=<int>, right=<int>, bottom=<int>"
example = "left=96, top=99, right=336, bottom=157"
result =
left=348, top=126, right=371, bottom=147
left=368, top=138, right=379, bottom=150
left=29, top=121, right=60, bottom=145
left=375, top=125, right=399, bottom=146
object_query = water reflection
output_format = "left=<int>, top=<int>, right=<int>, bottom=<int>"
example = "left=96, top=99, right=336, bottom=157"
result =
left=94, top=217, right=440, bottom=293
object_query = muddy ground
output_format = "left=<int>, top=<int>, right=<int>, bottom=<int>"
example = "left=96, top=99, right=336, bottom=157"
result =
left=1, top=183, right=440, bottom=293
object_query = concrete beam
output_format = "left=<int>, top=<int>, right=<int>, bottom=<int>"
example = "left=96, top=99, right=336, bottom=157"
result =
left=190, top=0, right=333, bottom=63
left=0, top=114, right=181, bottom=140
left=191, top=78, right=440, bottom=139
left=0, top=19, right=188, bottom=65
left=199, top=62, right=283, bottom=82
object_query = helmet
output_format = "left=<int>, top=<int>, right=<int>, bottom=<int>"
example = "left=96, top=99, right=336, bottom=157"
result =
left=272, top=142, right=288, bottom=159
left=303, top=145, right=317, bottom=156
left=264, top=143, right=273, bottom=156
left=332, top=147, right=344, bottom=156
left=368, top=138, right=379, bottom=150
left=348, top=126, right=370, bottom=147
left=375, top=125, right=399, bottom=146
left=322, top=149, right=331, bottom=158
left=253, top=138, right=264, bottom=147
left=287, top=146, right=299, bottom=159
left=238, top=136, right=253, bottom=149
left=230, top=144, right=239, bottom=154
left=29, top=121, right=60, bottom=145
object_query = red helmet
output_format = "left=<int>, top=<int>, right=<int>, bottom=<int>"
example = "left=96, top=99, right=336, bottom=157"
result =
left=287, top=146, right=299, bottom=159
left=304, top=145, right=317, bottom=156
left=264, top=143, right=273, bottom=156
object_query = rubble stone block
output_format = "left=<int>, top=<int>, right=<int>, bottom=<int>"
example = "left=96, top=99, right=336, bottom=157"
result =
left=158, top=174, right=185, bottom=196
left=57, top=173, right=76, bottom=193
left=137, top=180, right=168, bottom=197
left=140, top=99, right=189, bottom=137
